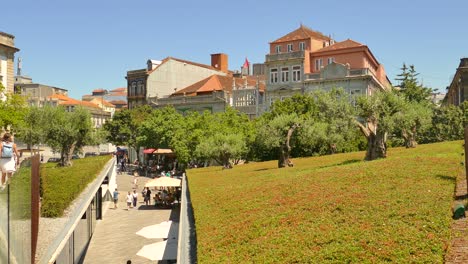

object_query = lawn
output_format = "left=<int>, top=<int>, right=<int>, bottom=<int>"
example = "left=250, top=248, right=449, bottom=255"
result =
left=187, top=141, right=463, bottom=263
left=40, top=155, right=112, bottom=217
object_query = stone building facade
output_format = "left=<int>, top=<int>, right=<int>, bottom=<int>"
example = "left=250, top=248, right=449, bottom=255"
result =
left=126, top=54, right=228, bottom=109
left=265, top=25, right=391, bottom=108
left=15, top=75, right=68, bottom=107
left=0, top=32, right=19, bottom=94
left=446, top=58, right=468, bottom=106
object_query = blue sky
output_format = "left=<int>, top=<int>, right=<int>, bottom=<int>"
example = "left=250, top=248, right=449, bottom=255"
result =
left=2, top=0, right=467, bottom=99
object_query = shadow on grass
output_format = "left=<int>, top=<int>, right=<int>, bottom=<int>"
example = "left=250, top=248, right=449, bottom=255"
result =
left=319, top=159, right=362, bottom=169
left=254, top=168, right=275, bottom=172
left=435, top=174, right=456, bottom=182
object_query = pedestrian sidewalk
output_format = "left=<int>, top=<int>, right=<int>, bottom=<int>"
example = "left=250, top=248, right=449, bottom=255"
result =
left=83, top=171, right=179, bottom=264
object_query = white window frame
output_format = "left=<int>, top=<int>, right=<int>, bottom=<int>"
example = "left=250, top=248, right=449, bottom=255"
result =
left=315, top=58, right=323, bottom=71
left=287, top=44, right=293, bottom=52
left=292, top=65, right=301, bottom=82
left=327, top=57, right=335, bottom=65
left=281, top=67, right=289, bottom=83
left=275, top=45, right=281, bottom=54
left=299, top=42, right=305, bottom=51
left=270, top=68, right=278, bottom=84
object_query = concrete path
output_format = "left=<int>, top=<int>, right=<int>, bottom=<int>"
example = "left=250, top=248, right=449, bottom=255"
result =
left=83, top=170, right=179, bottom=264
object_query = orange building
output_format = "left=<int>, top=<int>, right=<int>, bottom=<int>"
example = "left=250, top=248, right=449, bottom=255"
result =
left=265, top=25, right=391, bottom=107
left=48, top=94, right=111, bottom=128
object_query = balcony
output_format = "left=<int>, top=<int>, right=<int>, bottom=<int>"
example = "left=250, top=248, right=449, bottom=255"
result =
left=265, top=51, right=305, bottom=63
left=304, top=68, right=372, bottom=80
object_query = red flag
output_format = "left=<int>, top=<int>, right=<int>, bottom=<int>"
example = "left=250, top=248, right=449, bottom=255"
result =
left=242, top=58, right=249, bottom=69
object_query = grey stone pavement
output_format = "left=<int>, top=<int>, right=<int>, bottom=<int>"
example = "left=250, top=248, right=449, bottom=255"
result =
left=83, top=169, right=180, bottom=264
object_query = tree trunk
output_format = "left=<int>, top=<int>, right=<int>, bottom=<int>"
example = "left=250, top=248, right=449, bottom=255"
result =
left=356, top=119, right=387, bottom=161
left=365, top=132, right=386, bottom=160
left=61, top=143, right=76, bottom=167
left=278, top=123, right=299, bottom=168
left=402, top=128, right=417, bottom=148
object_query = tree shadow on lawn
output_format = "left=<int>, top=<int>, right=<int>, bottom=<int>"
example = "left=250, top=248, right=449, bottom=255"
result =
left=318, top=159, right=362, bottom=169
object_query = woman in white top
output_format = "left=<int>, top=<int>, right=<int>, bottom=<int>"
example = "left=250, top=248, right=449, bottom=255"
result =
left=126, top=191, right=133, bottom=210
left=0, top=133, right=19, bottom=190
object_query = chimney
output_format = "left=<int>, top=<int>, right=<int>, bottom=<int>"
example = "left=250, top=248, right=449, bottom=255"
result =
left=211, top=53, right=228, bottom=73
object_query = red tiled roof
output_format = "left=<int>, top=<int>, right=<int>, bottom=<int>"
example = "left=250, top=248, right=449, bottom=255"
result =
left=92, top=89, right=105, bottom=93
left=109, top=100, right=127, bottom=105
left=48, top=94, right=100, bottom=109
left=94, top=98, right=115, bottom=107
left=271, top=25, right=331, bottom=44
left=111, top=87, right=126, bottom=92
left=315, top=39, right=364, bottom=52
left=172, top=74, right=265, bottom=96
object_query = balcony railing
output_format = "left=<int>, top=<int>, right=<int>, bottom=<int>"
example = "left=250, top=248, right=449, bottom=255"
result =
left=265, top=51, right=305, bottom=63
left=304, top=68, right=373, bottom=80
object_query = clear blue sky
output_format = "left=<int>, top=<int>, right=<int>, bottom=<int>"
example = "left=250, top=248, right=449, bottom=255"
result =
left=2, top=0, right=467, bottom=99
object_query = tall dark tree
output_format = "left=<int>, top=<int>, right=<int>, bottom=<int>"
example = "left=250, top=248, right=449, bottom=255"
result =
left=103, top=105, right=152, bottom=159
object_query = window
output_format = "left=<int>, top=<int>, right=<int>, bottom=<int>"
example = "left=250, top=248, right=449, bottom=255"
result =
left=292, top=66, right=301, bottom=82
left=131, top=81, right=137, bottom=96
left=137, top=81, right=143, bottom=95
left=315, top=58, right=323, bottom=71
left=270, top=68, right=278, bottom=84
left=275, top=45, right=281, bottom=54
left=350, top=89, right=361, bottom=106
left=299, top=42, right=305, bottom=51
left=281, top=67, right=289, bottom=82
left=287, top=44, right=293, bottom=52
left=327, top=57, right=335, bottom=65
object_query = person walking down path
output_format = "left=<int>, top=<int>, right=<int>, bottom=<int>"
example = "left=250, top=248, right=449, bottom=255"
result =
left=126, top=191, right=133, bottom=210
left=144, top=187, right=152, bottom=206
left=132, top=175, right=138, bottom=189
left=132, top=190, right=138, bottom=208
left=0, top=133, right=20, bottom=191
left=113, top=189, right=119, bottom=209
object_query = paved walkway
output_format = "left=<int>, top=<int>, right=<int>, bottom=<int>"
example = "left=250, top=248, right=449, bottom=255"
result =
left=445, top=169, right=468, bottom=264
left=83, top=170, right=179, bottom=264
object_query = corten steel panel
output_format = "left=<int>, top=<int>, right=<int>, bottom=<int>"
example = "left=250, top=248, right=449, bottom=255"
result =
left=31, top=154, right=40, bottom=264
left=465, top=127, right=468, bottom=196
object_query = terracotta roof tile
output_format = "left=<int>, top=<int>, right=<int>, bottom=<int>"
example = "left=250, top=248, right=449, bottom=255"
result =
left=315, top=39, right=364, bottom=52
left=271, top=25, right=330, bottom=44
left=48, top=94, right=101, bottom=109
left=109, top=100, right=127, bottom=105
left=172, top=74, right=265, bottom=96
left=111, top=87, right=126, bottom=92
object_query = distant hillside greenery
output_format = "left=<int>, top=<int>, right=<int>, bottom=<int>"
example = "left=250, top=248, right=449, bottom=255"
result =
left=188, top=141, right=462, bottom=263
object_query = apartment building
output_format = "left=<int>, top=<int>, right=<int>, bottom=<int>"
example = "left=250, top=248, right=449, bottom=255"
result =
left=0, top=31, right=19, bottom=94
left=265, top=25, right=391, bottom=107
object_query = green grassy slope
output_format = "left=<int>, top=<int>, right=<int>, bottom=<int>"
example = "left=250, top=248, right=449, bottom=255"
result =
left=188, top=141, right=463, bottom=263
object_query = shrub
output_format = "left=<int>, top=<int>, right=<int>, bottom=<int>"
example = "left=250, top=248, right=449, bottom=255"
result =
left=40, top=155, right=112, bottom=217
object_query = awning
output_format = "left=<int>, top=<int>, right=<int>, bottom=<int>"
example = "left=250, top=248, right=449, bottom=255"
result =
left=153, top=149, right=174, bottom=154
left=143, top=148, right=156, bottom=154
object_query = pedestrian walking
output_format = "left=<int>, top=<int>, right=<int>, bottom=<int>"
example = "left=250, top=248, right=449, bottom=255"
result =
left=113, top=188, right=119, bottom=209
left=133, top=174, right=138, bottom=189
left=126, top=191, right=133, bottom=210
left=132, top=190, right=138, bottom=208
left=145, top=187, right=152, bottom=206
left=0, top=133, right=20, bottom=191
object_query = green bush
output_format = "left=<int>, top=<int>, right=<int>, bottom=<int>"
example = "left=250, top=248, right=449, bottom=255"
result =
left=40, top=155, right=112, bottom=218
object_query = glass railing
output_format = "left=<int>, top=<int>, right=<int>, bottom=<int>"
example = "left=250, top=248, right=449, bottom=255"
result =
left=0, top=157, right=33, bottom=264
